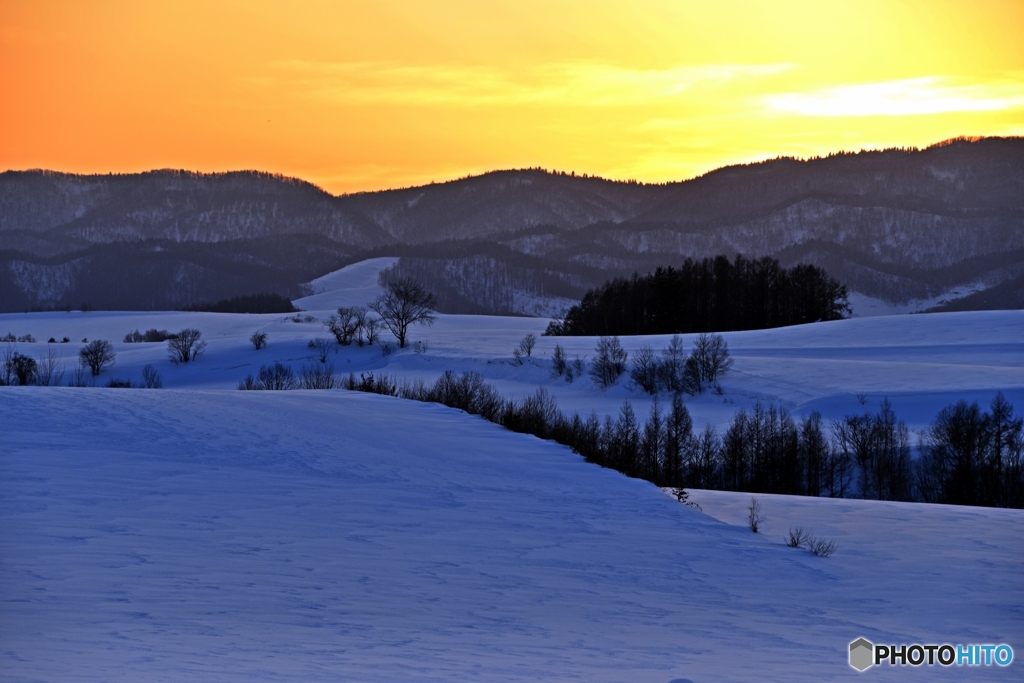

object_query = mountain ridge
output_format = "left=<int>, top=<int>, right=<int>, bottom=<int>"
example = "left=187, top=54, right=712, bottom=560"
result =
left=1, top=136, right=1022, bottom=313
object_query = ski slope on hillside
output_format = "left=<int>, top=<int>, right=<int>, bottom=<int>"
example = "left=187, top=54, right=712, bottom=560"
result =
left=2, top=388, right=1020, bottom=682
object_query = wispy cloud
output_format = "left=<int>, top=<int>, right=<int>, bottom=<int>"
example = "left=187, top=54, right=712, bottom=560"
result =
left=765, top=76, right=1024, bottom=117
left=270, top=60, right=792, bottom=107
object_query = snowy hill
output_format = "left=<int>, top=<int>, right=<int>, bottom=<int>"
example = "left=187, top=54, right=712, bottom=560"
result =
left=3, top=388, right=1020, bottom=682
left=1, top=304, right=1021, bottom=435
left=293, top=256, right=398, bottom=310
left=2, top=299, right=1023, bottom=679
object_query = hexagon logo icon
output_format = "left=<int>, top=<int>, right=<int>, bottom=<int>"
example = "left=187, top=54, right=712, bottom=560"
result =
left=850, top=638, right=874, bottom=671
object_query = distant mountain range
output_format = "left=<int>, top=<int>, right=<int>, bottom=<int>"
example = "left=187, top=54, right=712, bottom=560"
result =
left=1, top=136, right=1022, bottom=314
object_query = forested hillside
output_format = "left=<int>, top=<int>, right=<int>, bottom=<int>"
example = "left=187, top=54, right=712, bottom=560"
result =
left=2, top=137, right=1021, bottom=313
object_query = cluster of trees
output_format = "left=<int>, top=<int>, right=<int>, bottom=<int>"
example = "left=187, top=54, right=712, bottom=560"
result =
left=548, top=255, right=850, bottom=336
left=321, top=278, right=436, bottom=350
left=124, top=328, right=177, bottom=343
left=2, top=327, right=208, bottom=388
left=183, top=293, right=298, bottom=314
left=237, top=361, right=336, bottom=391
left=339, top=370, right=1023, bottom=509
left=1, top=340, right=164, bottom=389
left=917, top=395, right=1024, bottom=508
left=549, top=333, right=733, bottom=394
left=1, top=346, right=65, bottom=386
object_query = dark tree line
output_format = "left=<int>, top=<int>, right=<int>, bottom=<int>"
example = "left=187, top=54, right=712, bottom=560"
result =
left=183, top=292, right=297, bottom=314
left=549, top=255, right=850, bottom=336
left=338, top=371, right=1023, bottom=509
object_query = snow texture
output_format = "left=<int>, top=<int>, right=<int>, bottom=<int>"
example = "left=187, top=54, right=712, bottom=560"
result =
left=1, top=260, right=1022, bottom=681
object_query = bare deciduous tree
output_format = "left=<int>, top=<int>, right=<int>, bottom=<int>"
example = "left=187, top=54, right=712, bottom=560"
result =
left=299, top=362, right=335, bottom=389
left=369, top=279, right=436, bottom=348
left=308, top=338, right=333, bottom=363
left=79, top=339, right=115, bottom=376
left=691, top=333, right=733, bottom=388
left=589, top=336, right=627, bottom=389
left=363, top=317, right=381, bottom=345
left=550, top=343, right=567, bottom=377
left=786, top=527, right=810, bottom=548
left=167, top=328, right=207, bottom=364
left=6, top=352, right=37, bottom=386
left=238, top=362, right=297, bottom=390
left=36, top=347, right=64, bottom=386
left=141, top=364, right=163, bottom=389
left=325, top=306, right=367, bottom=346
left=250, top=331, right=268, bottom=350
left=629, top=344, right=659, bottom=394
left=747, top=497, right=765, bottom=533
left=518, top=333, right=536, bottom=357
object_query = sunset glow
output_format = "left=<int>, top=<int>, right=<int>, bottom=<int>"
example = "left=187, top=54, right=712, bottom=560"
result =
left=2, top=0, right=1022, bottom=193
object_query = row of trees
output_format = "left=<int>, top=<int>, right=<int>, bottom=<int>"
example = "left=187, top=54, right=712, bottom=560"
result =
left=1, top=328, right=207, bottom=386
left=339, top=370, right=1023, bottom=509
left=548, top=255, right=850, bottom=336
left=548, top=333, right=733, bottom=394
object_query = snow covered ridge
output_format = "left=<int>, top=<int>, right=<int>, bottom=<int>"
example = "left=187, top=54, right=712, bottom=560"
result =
left=2, top=307, right=1024, bottom=509
left=2, top=389, right=1021, bottom=681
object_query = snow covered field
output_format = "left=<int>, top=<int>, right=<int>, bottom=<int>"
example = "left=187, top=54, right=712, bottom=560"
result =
left=3, top=389, right=1021, bottom=682
left=1, top=261, right=1022, bottom=680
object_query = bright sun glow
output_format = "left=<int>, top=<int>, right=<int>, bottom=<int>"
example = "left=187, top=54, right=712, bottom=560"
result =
left=1, top=0, right=1022, bottom=193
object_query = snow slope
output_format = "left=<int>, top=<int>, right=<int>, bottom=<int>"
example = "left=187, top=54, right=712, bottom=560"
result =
left=1, top=305, right=1021, bottom=437
left=2, top=388, right=1020, bottom=682
left=293, top=256, right=398, bottom=311
left=2, top=262, right=1022, bottom=679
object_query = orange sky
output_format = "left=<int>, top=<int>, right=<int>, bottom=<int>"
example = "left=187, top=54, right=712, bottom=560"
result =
left=2, top=0, right=1023, bottom=194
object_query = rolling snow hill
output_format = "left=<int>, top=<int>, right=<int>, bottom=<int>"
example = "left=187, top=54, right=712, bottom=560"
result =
left=2, top=271, right=1023, bottom=680
left=2, top=388, right=1020, bottom=682
left=0, top=294, right=1021, bottom=436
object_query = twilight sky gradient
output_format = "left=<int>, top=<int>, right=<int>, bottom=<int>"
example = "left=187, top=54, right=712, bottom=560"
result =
left=2, top=0, right=1023, bottom=194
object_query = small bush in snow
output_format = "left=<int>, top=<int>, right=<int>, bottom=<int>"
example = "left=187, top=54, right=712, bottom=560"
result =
left=250, top=331, right=268, bottom=350
left=747, top=497, right=765, bottom=533
left=671, top=488, right=702, bottom=511
left=299, top=362, right=335, bottom=390
left=808, top=537, right=838, bottom=557
left=786, top=527, right=810, bottom=548
left=343, top=371, right=398, bottom=396
left=106, top=378, right=133, bottom=388
left=238, top=362, right=297, bottom=391
left=308, top=337, right=333, bottom=363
